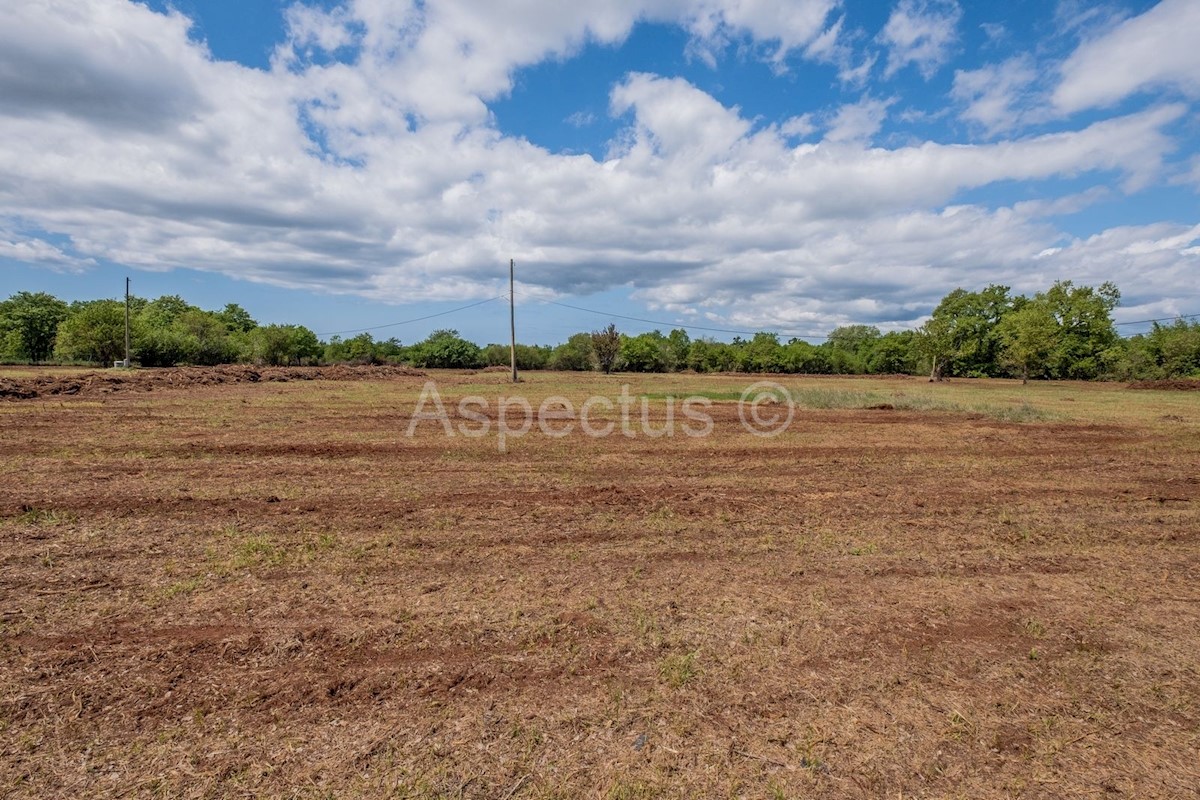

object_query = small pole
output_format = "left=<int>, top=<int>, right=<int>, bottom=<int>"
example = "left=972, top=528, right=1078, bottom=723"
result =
left=509, top=259, right=518, bottom=383
left=124, top=276, right=131, bottom=367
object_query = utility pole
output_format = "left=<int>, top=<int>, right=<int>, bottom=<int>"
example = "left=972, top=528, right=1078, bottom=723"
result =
left=509, top=258, right=518, bottom=383
left=123, top=276, right=131, bottom=368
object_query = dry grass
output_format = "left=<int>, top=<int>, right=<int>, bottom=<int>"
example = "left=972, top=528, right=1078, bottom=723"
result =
left=1, top=369, right=1198, bottom=798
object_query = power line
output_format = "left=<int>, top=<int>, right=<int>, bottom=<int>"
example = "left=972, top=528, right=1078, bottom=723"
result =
left=1114, top=311, right=1200, bottom=327
left=523, top=294, right=833, bottom=340
left=311, top=285, right=1199, bottom=342
left=314, top=296, right=506, bottom=337
left=529, top=292, right=1200, bottom=339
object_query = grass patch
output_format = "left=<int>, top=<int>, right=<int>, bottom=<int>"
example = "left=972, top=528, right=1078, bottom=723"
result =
left=10, top=507, right=78, bottom=526
left=606, top=780, right=660, bottom=800
left=211, top=526, right=287, bottom=572
left=233, top=536, right=281, bottom=569
left=982, top=401, right=1055, bottom=422
left=646, top=386, right=1057, bottom=421
left=659, top=651, right=699, bottom=688
left=161, top=577, right=204, bottom=599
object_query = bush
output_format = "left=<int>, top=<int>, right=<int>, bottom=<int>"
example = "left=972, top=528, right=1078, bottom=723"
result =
left=408, top=329, right=483, bottom=369
left=549, top=333, right=595, bottom=371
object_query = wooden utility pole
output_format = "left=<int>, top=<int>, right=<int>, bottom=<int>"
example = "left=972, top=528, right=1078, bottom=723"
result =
left=509, top=259, right=518, bottom=383
left=123, top=276, right=131, bottom=367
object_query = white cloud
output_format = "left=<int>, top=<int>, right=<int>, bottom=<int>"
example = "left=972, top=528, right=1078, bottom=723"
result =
left=979, top=22, right=1007, bottom=46
left=0, top=227, right=94, bottom=272
left=879, top=0, right=962, bottom=80
left=682, top=0, right=840, bottom=65
left=779, top=114, right=816, bottom=139
left=823, top=96, right=894, bottom=142
left=1031, top=223, right=1200, bottom=310
left=803, top=15, right=844, bottom=62
left=1175, top=154, right=1200, bottom=190
left=837, top=53, right=877, bottom=86
left=1053, top=0, right=1127, bottom=37
left=0, top=0, right=209, bottom=131
left=565, top=110, right=597, bottom=127
left=796, top=14, right=883, bottom=87
left=283, top=3, right=359, bottom=53
left=1054, top=0, right=1200, bottom=113
left=802, top=15, right=878, bottom=87
left=610, top=73, right=751, bottom=164
left=0, top=0, right=1196, bottom=333
left=951, top=54, right=1039, bottom=135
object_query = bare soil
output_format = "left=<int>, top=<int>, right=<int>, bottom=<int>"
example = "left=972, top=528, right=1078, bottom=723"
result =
left=0, top=364, right=426, bottom=401
left=0, top=371, right=1197, bottom=798
left=1128, top=379, right=1200, bottom=391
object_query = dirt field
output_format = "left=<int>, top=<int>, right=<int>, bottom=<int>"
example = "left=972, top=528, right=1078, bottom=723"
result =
left=1, top=368, right=1198, bottom=798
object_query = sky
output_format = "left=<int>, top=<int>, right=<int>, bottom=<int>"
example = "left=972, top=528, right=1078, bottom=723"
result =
left=0, top=0, right=1198, bottom=345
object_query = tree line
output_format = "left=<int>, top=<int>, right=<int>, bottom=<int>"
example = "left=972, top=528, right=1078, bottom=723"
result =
left=1, top=282, right=1198, bottom=380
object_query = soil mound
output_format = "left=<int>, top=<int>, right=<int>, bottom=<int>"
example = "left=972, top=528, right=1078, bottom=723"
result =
left=0, top=364, right=426, bottom=401
left=1127, top=379, right=1200, bottom=391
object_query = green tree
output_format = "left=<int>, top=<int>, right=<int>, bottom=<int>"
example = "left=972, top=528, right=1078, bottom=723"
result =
left=1145, top=320, right=1200, bottom=378
left=827, top=324, right=880, bottom=356
left=135, top=324, right=192, bottom=367
left=917, top=285, right=1013, bottom=380
left=481, top=342, right=551, bottom=370
left=1042, top=281, right=1121, bottom=380
left=779, top=339, right=832, bottom=373
left=1116, top=320, right=1200, bottom=380
left=549, top=333, right=595, bottom=371
left=736, top=332, right=784, bottom=372
left=619, top=331, right=669, bottom=372
left=666, top=329, right=691, bottom=371
left=867, top=331, right=918, bottom=374
left=590, top=324, right=622, bottom=374
left=250, top=324, right=322, bottom=366
left=822, top=324, right=881, bottom=374
left=177, top=309, right=240, bottom=365
left=376, top=337, right=405, bottom=362
left=344, top=333, right=380, bottom=363
left=685, top=339, right=718, bottom=372
left=0, top=291, right=69, bottom=362
left=218, top=303, right=257, bottom=333
left=408, top=329, right=482, bottom=369
left=998, top=298, right=1058, bottom=383
left=139, top=295, right=196, bottom=329
left=54, top=300, right=130, bottom=364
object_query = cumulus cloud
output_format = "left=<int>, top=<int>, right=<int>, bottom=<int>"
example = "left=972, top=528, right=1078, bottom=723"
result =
left=879, top=0, right=962, bottom=80
left=0, top=0, right=209, bottom=131
left=681, top=0, right=840, bottom=66
left=951, top=55, right=1039, bottom=135
left=823, top=96, right=894, bottom=142
left=1032, top=223, right=1200, bottom=315
left=0, top=226, right=95, bottom=272
left=801, top=15, right=877, bottom=87
left=0, top=0, right=1196, bottom=333
left=778, top=114, right=817, bottom=139
left=1054, top=0, right=1200, bottom=113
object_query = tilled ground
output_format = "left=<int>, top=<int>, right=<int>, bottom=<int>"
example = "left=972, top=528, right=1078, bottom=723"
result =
left=0, top=364, right=426, bottom=400
left=0, top=372, right=1197, bottom=799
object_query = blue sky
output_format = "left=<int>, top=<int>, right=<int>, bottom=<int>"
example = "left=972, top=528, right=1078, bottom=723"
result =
left=1, top=0, right=1197, bottom=345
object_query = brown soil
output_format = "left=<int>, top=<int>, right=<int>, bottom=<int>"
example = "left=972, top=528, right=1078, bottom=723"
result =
left=1128, top=378, right=1200, bottom=391
left=0, top=372, right=1197, bottom=799
left=0, top=364, right=425, bottom=401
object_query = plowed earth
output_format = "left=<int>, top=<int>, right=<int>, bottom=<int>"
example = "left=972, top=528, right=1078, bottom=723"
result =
left=0, top=365, right=426, bottom=401
left=0, top=369, right=1197, bottom=799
